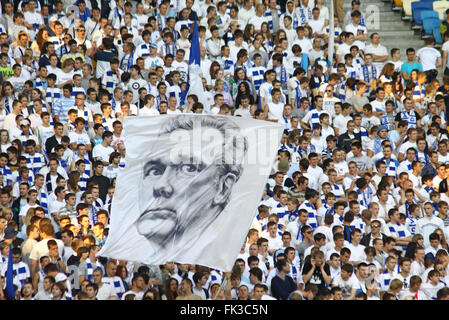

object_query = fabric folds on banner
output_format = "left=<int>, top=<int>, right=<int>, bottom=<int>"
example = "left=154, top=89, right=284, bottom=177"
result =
left=98, top=115, right=283, bottom=271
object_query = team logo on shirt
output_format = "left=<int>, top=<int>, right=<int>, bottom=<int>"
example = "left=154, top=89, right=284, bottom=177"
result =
left=132, top=83, right=141, bottom=90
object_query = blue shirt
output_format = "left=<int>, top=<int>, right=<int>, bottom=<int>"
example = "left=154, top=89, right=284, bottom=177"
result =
left=401, top=61, right=423, bottom=76
left=54, top=96, right=75, bottom=122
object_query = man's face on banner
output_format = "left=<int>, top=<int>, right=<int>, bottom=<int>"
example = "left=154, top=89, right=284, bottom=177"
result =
left=136, top=119, right=245, bottom=247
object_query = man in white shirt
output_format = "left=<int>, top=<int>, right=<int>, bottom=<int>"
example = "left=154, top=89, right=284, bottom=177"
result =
left=248, top=3, right=268, bottom=32
left=264, top=89, right=284, bottom=122
left=292, top=26, right=312, bottom=56
left=333, top=103, right=352, bottom=136
left=387, top=48, right=404, bottom=73
left=307, top=7, right=325, bottom=38
left=262, top=221, right=283, bottom=254
left=416, top=37, right=442, bottom=83
left=346, top=228, right=366, bottom=265
left=364, top=33, right=388, bottom=75
left=93, top=268, right=118, bottom=300
left=344, top=10, right=368, bottom=51
left=92, top=131, right=114, bottom=166
left=416, top=202, right=445, bottom=247
left=238, top=0, right=256, bottom=25
left=331, top=263, right=359, bottom=300
left=336, top=32, right=355, bottom=63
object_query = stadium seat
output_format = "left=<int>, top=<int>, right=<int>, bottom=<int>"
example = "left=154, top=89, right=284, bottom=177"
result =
left=422, top=16, right=442, bottom=34
left=433, top=26, right=444, bottom=43
left=436, top=8, right=448, bottom=19
left=421, top=9, right=440, bottom=20
left=393, top=0, right=404, bottom=11
left=434, top=1, right=449, bottom=19
left=421, top=10, right=438, bottom=20
left=403, top=0, right=420, bottom=17
left=412, top=1, right=436, bottom=25
left=434, top=0, right=449, bottom=11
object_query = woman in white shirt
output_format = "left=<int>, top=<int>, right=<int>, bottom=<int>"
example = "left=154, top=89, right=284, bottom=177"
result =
left=378, top=63, right=395, bottom=86
left=0, top=129, right=11, bottom=152
left=56, top=58, right=75, bottom=88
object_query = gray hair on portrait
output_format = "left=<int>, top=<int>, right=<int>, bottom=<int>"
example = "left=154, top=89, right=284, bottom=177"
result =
left=160, top=115, right=249, bottom=209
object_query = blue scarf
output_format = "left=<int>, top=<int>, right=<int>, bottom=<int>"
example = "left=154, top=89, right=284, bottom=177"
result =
left=164, top=43, right=177, bottom=56
left=416, top=151, right=430, bottom=166
left=120, top=51, right=134, bottom=72
left=3, top=96, right=13, bottom=114
left=279, top=64, right=287, bottom=91
left=356, top=188, right=368, bottom=207
left=362, top=65, right=377, bottom=83
left=401, top=110, right=417, bottom=127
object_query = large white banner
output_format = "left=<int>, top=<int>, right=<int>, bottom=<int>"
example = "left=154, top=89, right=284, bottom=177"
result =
left=98, top=115, right=283, bottom=271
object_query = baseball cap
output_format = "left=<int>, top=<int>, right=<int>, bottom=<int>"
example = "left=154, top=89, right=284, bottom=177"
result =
left=66, top=5, right=77, bottom=14
left=150, top=43, right=158, bottom=49
left=55, top=273, right=68, bottom=282
left=20, top=119, right=30, bottom=127
left=4, top=226, right=18, bottom=239
left=377, top=125, right=388, bottom=133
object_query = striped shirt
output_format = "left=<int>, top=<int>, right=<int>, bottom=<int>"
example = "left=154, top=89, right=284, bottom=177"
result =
left=54, top=96, right=75, bottom=122
left=250, top=66, right=266, bottom=92
left=24, top=152, right=45, bottom=176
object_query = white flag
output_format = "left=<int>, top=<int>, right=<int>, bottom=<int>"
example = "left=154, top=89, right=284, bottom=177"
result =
left=98, top=115, right=283, bottom=271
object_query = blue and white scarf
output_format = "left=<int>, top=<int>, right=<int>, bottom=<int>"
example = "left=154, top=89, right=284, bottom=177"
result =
left=362, top=65, right=377, bottom=83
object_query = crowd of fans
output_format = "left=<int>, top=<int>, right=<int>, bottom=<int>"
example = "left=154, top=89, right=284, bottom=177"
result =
left=0, top=0, right=449, bottom=301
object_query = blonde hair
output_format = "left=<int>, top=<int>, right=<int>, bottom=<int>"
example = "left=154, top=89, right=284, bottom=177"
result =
left=1, top=207, right=12, bottom=219
left=435, top=228, right=449, bottom=251
left=25, top=207, right=36, bottom=227
left=214, top=79, right=224, bottom=91
left=62, top=58, right=75, bottom=69
left=389, top=279, right=403, bottom=291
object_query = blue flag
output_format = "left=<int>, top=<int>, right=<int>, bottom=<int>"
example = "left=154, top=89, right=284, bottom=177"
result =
left=6, top=244, right=15, bottom=299
left=180, top=19, right=204, bottom=108
left=189, top=19, right=201, bottom=66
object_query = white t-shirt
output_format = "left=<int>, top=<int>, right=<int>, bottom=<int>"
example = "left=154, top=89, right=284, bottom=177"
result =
left=364, top=44, right=388, bottom=74
left=248, top=15, right=268, bottom=31
left=267, top=102, right=284, bottom=122
left=333, top=114, right=352, bottom=135
left=398, top=141, right=417, bottom=157
left=442, top=40, right=449, bottom=68
left=29, top=238, right=64, bottom=262
left=308, top=18, right=325, bottom=35
left=93, top=144, right=114, bottom=162
left=344, top=24, right=367, bottom=51
left=139, top=107, right=160, bottom=116
left=416, top=46, right=441, bottom=71
left=97, top=282, right=118, bottom=300
left=345, top=243, right=366, bottom=262
left=68, top=131, right=91, bottom=146
left=331, top=274, right=359, bottom=298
